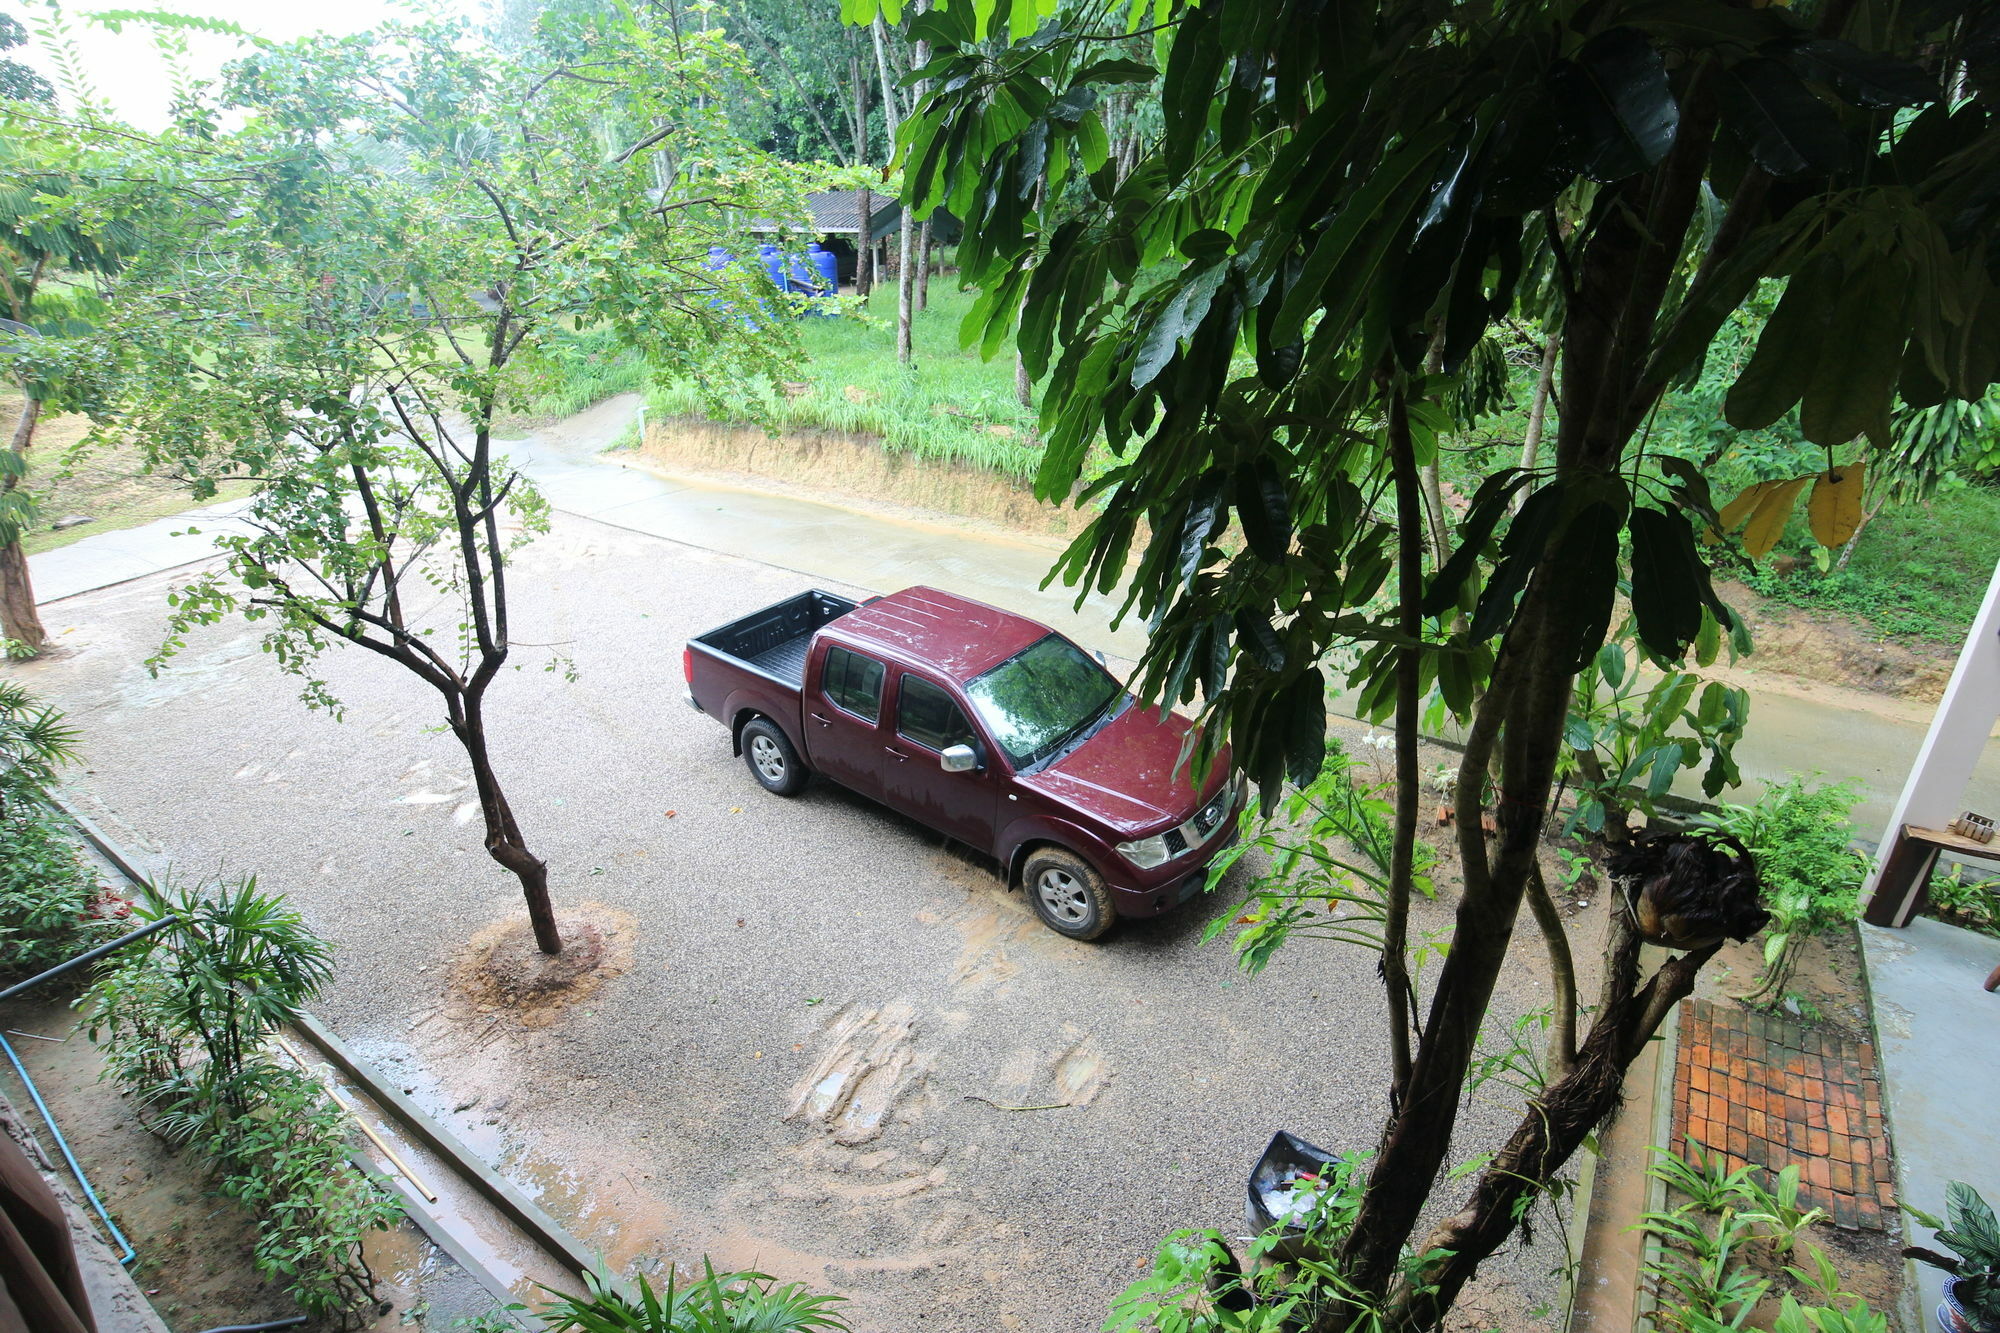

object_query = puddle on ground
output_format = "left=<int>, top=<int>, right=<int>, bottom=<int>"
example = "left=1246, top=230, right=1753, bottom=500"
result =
left=786, top=999, right=929, bottom=1146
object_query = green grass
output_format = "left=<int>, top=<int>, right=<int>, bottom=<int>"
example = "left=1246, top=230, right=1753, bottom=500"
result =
left=518, top=326, right=651, bottom=418
left=645, top=285, right=1045, bottom=480
left=1745, top=481, right=2000, bottom=645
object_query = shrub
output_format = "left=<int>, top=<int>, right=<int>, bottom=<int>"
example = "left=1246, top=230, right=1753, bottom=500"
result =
left=539, top=1264, right=850, bottom=1333
left=0, top=683, right=110, bottom=982
left=1928, top=864, right=2000, bottom=937
left=1699, top=777, right=1868, bottom=1004
left=0, top=807, right=115, bottom=982
left=86, top=875, right=393, bottom=1328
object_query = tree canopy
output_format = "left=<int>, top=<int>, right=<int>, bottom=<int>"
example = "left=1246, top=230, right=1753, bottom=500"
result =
left=853, top=0, right=1999, bottom=1326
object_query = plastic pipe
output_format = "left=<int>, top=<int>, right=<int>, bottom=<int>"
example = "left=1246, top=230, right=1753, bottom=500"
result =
left=0, top=1030, right=136, bottom=1264
left=0, top=915, right=177, bottom=1004
left=192, top=1318, right=310, bottom=1333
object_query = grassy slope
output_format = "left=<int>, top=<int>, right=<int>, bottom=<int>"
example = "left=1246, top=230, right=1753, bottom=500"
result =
left=645, top=284, right=1045, bottom=480
left=1745, top=483, right=2000, bottom=646
left=4, top=394, right=252, bottom=557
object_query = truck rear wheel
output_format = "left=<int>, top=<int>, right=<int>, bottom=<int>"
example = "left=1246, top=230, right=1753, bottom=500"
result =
left=1022, top=848, right=1115, bottom=941
left=741, top=717, right=809, bottom=796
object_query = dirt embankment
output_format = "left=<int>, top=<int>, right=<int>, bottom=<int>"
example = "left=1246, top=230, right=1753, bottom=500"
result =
left=630, top=419, right=1956, bottom=708
left=1714, top=580, right=1956, bottom=705
left=635, top=419, right=1090, bottom=542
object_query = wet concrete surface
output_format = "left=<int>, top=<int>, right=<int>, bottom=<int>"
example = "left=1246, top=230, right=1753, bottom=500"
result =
left=10, top=513, right=1580, bottom=1331
left=1860, top=919, right=2000, bottom=1323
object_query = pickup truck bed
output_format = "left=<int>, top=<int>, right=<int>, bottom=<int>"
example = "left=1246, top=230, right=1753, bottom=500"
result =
left=690, top=590, right=857, bottom=687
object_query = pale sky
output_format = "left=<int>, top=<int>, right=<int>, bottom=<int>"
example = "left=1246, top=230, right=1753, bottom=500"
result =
left=13, top=1, right=477, bottom=128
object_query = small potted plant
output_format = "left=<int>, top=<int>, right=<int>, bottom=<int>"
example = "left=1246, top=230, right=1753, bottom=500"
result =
left=1906, top=1182, right=2000, bottom=1333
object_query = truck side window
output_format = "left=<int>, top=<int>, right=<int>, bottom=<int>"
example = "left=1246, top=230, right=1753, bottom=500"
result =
left=898, top=674, right=977, bottom=753
left=823, top=646, right=885, bottom=723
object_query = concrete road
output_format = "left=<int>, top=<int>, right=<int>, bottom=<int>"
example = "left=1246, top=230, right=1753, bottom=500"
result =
left=10, top=512, right=1572, bottom=1331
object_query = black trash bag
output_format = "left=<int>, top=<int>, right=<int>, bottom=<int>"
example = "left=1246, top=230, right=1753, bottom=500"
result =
left=1247, top=1130, right=1340, bottom=1235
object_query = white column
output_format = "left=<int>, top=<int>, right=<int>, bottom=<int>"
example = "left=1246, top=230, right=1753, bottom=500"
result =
left=1862, top=557, right=2000, bottom=924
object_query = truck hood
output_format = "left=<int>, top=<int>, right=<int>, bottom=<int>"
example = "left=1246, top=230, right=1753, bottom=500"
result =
left=1017, top=701, right=1230, bottom=838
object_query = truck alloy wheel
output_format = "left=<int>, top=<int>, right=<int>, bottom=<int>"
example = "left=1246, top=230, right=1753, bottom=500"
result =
left=1023, top=848, right=1114, bottom=941
left=741, top=717, right=809, bottom=796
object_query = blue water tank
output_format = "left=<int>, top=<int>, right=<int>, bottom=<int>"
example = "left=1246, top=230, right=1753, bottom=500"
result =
left=755, top=242, right=784, bottom=291
left=787, top=251, right=816, bottom=296
left=808, top=241, right=840, bottom=296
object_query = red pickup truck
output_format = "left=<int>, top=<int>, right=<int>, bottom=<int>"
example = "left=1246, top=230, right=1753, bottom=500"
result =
left=684, top=586, right=1241, bottom=940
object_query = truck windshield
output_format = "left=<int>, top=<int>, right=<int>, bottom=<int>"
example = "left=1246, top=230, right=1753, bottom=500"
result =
left=966, top=635, right=1122, bottom=766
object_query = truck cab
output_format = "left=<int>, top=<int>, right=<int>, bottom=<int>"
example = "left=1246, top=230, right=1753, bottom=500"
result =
left=686, top=587, right=1241, bottom=940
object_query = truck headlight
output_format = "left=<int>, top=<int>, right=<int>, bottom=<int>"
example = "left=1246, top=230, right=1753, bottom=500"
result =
left=1116, top=833, right=1174, bottom=869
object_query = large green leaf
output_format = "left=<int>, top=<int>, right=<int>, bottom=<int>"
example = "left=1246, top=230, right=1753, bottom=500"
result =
left=1724, top=249, right=1840, bottom=430
left=1130, top=261, right=1227, bottom=390
left=1800, top=255, right=1910, bottom=448
left=1627, top=506, right=1705, bottom=662
left=1780, top=37, right=1939, bottom=108
left=1549, top=27, right=1679, bottom=182
left=1716, top=58, right=1847, bottom=178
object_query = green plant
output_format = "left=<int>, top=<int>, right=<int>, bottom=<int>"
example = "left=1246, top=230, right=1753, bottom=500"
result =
left=0, top=683, right=108, bottom=981
left=1768, top=1293, right=1891, bottom=1333
left=1698, top=778, right=1869, bottom=1004
left=1735, top=1165, right=1829, bottom=1254
left=85, top=874, right=388, bottom=1327
left=0, top=805, right=112, bottom=982
left=1638, top=1206, right=1771, bottom=1331
left=539, top=1263, right=849, bottom=1333
left=1929, top=864, right=2000, bottom=937
left=1562, top=629, right=1751, bottom=838
left=1906, top=1182, right=2000, bottom=1327
left=209, top=1068, right=402, bottom=1321
left=1203, top=745, right=1433, bottom=975
left=0, top=679, right=81, bottom=815
left=1648, top=1142, right=1765, bottom=1215
left=89, top=874, right=333, bottom=1126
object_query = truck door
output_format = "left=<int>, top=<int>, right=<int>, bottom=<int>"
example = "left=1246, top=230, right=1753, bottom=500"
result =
left=805, top=643, right=888, bottom=800
left=881, top=670, right=1002, bottom=851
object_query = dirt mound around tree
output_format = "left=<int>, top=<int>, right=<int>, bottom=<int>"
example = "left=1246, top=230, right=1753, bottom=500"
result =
left=447, top=901, right=635, bottom=1028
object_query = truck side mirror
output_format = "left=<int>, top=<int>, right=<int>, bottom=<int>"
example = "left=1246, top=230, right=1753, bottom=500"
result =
left=940, top=744, right=979, bottom=773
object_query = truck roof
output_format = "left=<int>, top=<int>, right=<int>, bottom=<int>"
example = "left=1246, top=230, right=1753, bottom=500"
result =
left=829, top=586, right=1049, bottom=681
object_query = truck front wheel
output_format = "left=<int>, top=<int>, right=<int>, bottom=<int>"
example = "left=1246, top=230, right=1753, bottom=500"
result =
left=741, top=717, right=809, bottom=796
left=1022, top=848, right=1115, bottom=941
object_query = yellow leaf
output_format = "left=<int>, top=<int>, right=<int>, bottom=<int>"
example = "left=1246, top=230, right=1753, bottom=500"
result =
left=1741, top=476, right=1814, bottom=559
left=1716, top=479, right=1783, bottom=533
left=1807, top=460, right=1865, bottom=548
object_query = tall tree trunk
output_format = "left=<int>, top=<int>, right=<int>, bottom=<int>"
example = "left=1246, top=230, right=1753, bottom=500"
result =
left=857, top=189, right=874, bottom=297
left=1333, top=67, right=1723, bottom=1322
left=1383, top=388, right=1423, bottom=1102
left=1516, top=329, right=1560, bottom=510
left=456, top=698, right=561, bottom=955
left=897, top=216, right=915, bottom=364
left=1, top=396, right=48, bottom=656
left=917, top=220, right=933, bottom=311
left=873, top=13, right=916, bottom=364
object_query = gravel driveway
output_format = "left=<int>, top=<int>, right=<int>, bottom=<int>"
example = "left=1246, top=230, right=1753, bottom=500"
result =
left=12, top=505, right=1576, bottom=1332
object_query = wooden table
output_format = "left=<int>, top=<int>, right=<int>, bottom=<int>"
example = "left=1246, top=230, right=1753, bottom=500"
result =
left=1863, top=824, right=2000, bottom=928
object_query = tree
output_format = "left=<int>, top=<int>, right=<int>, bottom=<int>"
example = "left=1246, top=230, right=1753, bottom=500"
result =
left=66, top=8, right=817, bottom=955
left=860, top=0, right=1998, bottom=1326
left=0, top=130, right=129, bottom=658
